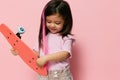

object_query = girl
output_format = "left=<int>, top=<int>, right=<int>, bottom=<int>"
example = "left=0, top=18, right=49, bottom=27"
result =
left=11, top=0, right=75, bottom=80
left=35, top=0, right=75, bottom=79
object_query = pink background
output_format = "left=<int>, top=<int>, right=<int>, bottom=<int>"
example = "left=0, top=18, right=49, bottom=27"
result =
left=0, top=0, right=120, bottom=80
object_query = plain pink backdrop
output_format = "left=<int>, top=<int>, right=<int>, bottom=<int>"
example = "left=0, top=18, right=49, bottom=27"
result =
left=0, top=0, right=120, bottom=80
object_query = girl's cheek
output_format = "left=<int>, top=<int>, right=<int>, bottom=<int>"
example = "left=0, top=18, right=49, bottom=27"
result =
left=46, top=24, right=50, bottom=28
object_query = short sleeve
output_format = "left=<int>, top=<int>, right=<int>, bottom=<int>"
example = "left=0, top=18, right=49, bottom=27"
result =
left=62, top=35, right=75, bottom=58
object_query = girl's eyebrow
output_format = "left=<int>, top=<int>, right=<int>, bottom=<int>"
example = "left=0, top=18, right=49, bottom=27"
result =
left=55, top=21, right=62, bottom=23
left=46, top=19, right=51, bottom=21
left=46, top=19, right=62, bottom=22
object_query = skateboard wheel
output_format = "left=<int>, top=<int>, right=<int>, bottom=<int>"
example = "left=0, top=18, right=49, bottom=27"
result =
left=18, top=26, right=25, bottom=34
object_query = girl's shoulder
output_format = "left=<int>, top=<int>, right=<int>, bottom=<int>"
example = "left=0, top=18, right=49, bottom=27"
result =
left=63, top=34, right=75, bottom=41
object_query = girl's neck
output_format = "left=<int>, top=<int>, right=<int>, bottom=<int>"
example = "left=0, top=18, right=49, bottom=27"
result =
left=48, top=32, right=61, bottom=36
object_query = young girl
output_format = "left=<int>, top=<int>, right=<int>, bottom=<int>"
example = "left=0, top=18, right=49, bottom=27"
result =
left=11, top=0, right=74, bottom=80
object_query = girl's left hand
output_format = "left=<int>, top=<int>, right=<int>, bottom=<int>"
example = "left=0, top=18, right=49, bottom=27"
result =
left=36, top=56, right=47, bottom=67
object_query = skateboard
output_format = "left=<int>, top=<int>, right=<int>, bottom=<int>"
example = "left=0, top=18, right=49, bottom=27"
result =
left=0, top=24, right=47, bottom=76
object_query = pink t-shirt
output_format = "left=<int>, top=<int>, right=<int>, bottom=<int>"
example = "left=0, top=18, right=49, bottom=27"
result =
left=33, top=33, right=75, bottom=71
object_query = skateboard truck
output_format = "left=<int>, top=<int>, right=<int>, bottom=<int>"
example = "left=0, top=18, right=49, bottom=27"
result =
left=16, top=26, right=25, bottom=39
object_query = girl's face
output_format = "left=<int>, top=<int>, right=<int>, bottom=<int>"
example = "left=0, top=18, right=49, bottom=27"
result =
left=46, top=13, right=64, bottom=34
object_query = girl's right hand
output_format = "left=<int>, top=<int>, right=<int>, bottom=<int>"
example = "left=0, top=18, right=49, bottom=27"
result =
left=10, top=48, right=18, bottom=56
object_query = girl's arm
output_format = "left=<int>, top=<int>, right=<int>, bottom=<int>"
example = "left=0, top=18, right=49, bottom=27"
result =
left=36, top=51, right=70, bottom=67
left=46, top=51, right=70, bottom=62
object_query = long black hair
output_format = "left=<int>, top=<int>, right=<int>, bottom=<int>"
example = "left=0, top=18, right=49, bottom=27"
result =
left=38, top=0, right=73, bottom=48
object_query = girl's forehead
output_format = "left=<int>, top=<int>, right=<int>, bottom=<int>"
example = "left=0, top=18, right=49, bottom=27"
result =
left=46, top=13, right=64, bottom=20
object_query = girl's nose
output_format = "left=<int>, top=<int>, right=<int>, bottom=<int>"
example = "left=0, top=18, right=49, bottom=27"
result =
left=50, top=23, right=55, bottom=28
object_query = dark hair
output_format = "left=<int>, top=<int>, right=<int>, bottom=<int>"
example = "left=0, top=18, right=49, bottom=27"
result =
left=38, top=0, right=73, bottom=48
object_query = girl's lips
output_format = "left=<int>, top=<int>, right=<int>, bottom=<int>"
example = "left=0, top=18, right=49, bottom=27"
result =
left=49, top=28, right=57, bottom=33
left=50, top=28, right=57, bottom=31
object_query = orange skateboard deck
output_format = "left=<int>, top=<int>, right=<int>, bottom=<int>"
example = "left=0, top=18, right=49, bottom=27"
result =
left=0, top=24, right=47, bottom=76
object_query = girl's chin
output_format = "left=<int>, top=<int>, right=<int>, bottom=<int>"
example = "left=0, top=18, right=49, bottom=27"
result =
left=50, top=30, right=58, bottom=34
left=50, top=32, right=57, bottom=34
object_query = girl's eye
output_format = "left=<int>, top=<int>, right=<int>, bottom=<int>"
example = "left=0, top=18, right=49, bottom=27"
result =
left=55, top=22, right=61, bottom=25
left=47, top=21, right=51, bottom=23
